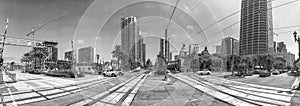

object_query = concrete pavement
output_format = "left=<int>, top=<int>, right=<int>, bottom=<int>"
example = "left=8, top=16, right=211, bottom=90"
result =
left=173, top=73, right=300, bottom=106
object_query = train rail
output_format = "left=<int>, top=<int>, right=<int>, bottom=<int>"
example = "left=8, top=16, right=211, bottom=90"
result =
left=1, top=77, right=115, bottom=106
left=68, top=71, right=150, bottom=106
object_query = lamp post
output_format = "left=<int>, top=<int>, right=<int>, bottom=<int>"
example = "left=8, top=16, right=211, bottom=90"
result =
left=294, top=31, right=300, bottom=58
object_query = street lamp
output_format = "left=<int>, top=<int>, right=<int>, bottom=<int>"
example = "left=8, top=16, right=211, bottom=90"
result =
left=293, top=31, right=300, bottom=58
left=294, top=31, right=297, bottom=42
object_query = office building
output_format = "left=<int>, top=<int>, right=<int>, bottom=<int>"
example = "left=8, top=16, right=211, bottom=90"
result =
left=64, top=51, right=73, bottom=61
left=286, top=52, right=295, bottom=67
left=221, top=37, right=239, bottom=56
left=239, top=0, right=274, bottom=55
left=277, top=42, right=287, bottom=56
left=121, top=16, right=146, bottom=67
left=77, top=46, right=96, bottom=74
left=121, top=16, right=138, bottom=63
left=216, top=45, right=222, bottom=54
left=142, top=43, right=146, bottom=66
left=78, top=46, right=95, bottom=63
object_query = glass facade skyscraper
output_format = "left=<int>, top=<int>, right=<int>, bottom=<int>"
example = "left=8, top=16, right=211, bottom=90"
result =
left=239, top=0, right=274, bottom=56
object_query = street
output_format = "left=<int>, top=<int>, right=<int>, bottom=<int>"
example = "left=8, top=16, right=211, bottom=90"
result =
left=0, top=70, right=147, bottom=106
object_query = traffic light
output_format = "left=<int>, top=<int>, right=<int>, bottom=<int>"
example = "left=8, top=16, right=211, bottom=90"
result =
left=0, top=58, right=3, bottom=66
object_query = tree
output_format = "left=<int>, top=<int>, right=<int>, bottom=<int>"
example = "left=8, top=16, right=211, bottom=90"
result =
left=111, top=45, right=123, bottom=69
left=264, top=54, right=274, bottom=72
left=226, top=54, right=241, bottom=76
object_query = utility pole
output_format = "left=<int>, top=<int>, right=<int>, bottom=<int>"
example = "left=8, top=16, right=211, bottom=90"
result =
left=0, top=19, right=9, bottom=83
left=71, top=40, right=77, bottom=75
left=164, top=29, right=168, bottom=80
left=0, top=19, right=9, bottom=60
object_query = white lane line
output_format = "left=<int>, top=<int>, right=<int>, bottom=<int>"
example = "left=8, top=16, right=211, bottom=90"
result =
left=91, top=102, right=107, bottom=106
left=69, top=99, right=93, bottom=106
left=5, top=83, right=16, bottom=106
left=121, top=94, right=135, bottom=106
left=109, top=93, right=125, bottom=104
left=101, top=92, right=119, bottom=103
left=171, top=74, right=255, bottom=106
left=180, top=74, right=290, bottom=105
left=121, top=74, right=148, bottom=105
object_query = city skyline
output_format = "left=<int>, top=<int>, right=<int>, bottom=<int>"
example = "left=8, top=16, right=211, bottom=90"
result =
left=0, top=0, right=299, bottom=63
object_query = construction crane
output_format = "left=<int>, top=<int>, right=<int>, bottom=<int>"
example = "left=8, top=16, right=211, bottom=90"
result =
left=26, top=10, right=69, bottom=36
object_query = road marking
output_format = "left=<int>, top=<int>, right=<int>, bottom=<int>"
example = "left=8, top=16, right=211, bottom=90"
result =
left=121, top=94, right=135, bottom=106
left=69, top=99, right=93, bottom=106
left=91, top=102, right=107, bottom=106
left=5, top=83, right=16, bottom=106
left=170, top=74, right=256, bottom=106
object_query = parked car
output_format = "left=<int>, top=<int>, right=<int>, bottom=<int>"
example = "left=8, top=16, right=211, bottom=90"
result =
left=115, top=69, right=124, bottom=76
left=271, top=70, right=280, bottom=75
left=259, top=70, right=271, bottom=77
left=244, top=71, right=253, bottom=76
left=197, top=69, right=211, bottom=75
left=103, top=70, right=117, bottom=77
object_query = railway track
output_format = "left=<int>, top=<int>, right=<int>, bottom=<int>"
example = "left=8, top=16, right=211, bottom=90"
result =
left=68, top=71, right=150, bottom=106
left=1, top=76, right=115, bottom=106
left=170, top=73, right=293, bottom=106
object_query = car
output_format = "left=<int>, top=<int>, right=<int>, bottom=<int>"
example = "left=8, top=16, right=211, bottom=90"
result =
left=252, top=69, right=260, bottom=74
left=197, top=69, right=211, bottom=75
left=259, top=70, right=271, bottom=77
left=244, top=71, right=253, bottom=76
left=115, top=69, right=124, bottom=76
left=103, top=70, right=117, bottom=77
left=271, top=70, right=280, bottom=75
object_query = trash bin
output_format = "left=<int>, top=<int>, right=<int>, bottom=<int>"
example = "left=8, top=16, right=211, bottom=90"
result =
left=10, top=73, right=16, bottom=82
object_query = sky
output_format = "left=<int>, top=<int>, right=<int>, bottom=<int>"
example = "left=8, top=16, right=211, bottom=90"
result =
left=0, top=0, right=299, bottom=63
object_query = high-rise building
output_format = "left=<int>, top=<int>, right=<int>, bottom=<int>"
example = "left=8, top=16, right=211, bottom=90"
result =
left=273, top=41, right=277, bottom=53
left=216, top=45, right=222, bottom=54
left=169, top=52, right=172, bottom=61
left=64, top=51, right=73, bottom=61
left=136, top=34, right=143, bottom=65
left=78, top=46, right=95, bottom=63
left=239, top=0, right=274, bottom=55
left=159, top=38, right=164, bottom=56
left=286, top=52, right=295, bottom=67
left=277, top=42, right=287, bottom=56
left=121, top=16, right=138, bottom=63
left=142, top=43, right=146, bottom=66
left=221, top=37, right=239, bottom=56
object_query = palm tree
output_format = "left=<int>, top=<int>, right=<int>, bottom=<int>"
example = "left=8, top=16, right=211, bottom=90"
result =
left=111, top=45, right=123, bottom=69
left=265, top=54, right=274, bottom=72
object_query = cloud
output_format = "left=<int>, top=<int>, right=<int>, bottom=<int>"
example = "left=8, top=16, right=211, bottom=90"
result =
left=141, top=31, right=149, bottom=35
left=186, top=25, right=194, bottom=30
left=77, top=39, right=84, bottom=44
left=183, top=4, right=191, bottom=13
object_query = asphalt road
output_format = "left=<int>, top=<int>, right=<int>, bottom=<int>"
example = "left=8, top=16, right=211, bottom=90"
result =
left=231, top=73, right=296, bottom=89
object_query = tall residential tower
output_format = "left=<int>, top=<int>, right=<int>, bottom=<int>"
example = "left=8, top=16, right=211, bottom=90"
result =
left=239, top=0, right=274, bottom=56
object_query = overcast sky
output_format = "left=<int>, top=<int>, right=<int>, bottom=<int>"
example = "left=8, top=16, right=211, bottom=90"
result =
left=0, top=0, right=299, bottom=63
